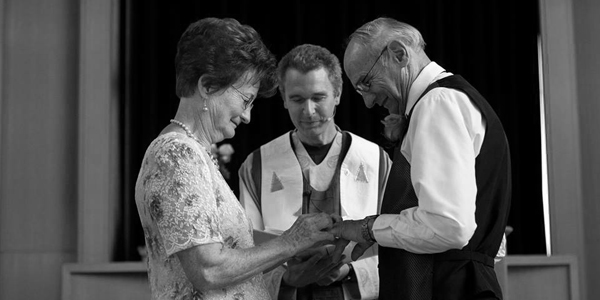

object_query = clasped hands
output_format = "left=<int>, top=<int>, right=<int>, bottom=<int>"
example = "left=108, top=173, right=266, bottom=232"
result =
left=286, top=213, right=374, bottom=262
left=281, top=213, right=375, bottom=287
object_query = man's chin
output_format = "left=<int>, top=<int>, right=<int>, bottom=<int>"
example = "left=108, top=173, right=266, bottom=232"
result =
left=381, top=97, right=400, bottom=114
left=298, top=126, right=323, bottom=138
left=384, top=104, right=400, bottom=115
left=300, top=122, right=323, bottom=130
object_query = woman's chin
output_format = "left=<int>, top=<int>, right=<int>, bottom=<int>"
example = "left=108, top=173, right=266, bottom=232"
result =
left=223, top=129, right=236, bottom=139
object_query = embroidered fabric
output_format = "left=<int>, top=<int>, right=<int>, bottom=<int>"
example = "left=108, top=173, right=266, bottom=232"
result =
left=135, top=132, right=270, bottom=299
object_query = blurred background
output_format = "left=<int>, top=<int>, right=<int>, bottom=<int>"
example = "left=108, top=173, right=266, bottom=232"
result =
left=120, top=0, right=543, bottom=261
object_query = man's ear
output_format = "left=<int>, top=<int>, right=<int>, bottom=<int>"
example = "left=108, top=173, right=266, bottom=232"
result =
left=388, top=40, right=409, bottom=68
left=281, top=92, right=289, bottom=109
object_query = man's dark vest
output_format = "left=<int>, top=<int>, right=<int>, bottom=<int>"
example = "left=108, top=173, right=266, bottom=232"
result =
left=378, top=75, right=511, bottom=300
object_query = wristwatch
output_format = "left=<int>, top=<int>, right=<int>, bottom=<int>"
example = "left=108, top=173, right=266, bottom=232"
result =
left=361, top=215, right=379, bottom=243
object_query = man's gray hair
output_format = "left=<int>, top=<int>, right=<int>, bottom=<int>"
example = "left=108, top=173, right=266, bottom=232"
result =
left=349, top=17, right=426, bottom=56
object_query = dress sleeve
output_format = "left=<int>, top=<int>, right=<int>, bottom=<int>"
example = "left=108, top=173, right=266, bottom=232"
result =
left=147, top=138, right=224, bottom=256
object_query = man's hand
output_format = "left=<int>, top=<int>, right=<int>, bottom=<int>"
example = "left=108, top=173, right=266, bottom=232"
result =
left=350, top=241, right=374, bottom=261
left=331, top=220, right=364, bottom=242
left=330, top=219, right=375, bottom=261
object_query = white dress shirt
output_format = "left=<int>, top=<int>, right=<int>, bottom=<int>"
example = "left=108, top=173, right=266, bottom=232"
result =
left=372, top=62, right=487, bottom=254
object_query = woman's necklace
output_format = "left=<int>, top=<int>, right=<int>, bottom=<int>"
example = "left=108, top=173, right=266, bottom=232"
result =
left=169, top=119, right=219, bottom=167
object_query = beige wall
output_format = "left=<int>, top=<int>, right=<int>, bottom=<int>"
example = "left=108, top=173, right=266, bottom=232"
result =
left=0, top=0, right=599, bottom=300
left=0, top=0, right=79, bottom=299
left=573, top=0, right=600, bottom=299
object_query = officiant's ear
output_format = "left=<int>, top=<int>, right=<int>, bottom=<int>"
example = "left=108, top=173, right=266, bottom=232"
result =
left=388, top=40, right=409, bottom=68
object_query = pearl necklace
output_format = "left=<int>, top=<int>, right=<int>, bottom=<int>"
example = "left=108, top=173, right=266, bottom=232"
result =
left=169, top=119, right=219, bottom=167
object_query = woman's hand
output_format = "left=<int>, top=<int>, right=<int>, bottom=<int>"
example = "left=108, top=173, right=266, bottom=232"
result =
left=280, top=213, right=336, bottom=254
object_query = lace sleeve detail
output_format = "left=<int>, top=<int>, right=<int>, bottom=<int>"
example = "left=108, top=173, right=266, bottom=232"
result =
left=146, top=137, right=224, bottom=256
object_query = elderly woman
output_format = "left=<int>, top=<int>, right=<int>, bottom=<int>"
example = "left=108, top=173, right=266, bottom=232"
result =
left=135, top=17, right=336, bottom=300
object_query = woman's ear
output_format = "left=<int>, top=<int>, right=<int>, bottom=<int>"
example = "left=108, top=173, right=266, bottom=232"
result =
left=388, top=40, right=409, bottom=68
left=196, top=74, right=212, bottom=97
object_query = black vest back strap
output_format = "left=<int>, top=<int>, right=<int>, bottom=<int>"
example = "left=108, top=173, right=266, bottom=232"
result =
left=435, top=249, right=494, bottom=268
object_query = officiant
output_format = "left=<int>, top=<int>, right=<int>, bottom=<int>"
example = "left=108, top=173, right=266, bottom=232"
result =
left=239, top=44, right=391, bottom=300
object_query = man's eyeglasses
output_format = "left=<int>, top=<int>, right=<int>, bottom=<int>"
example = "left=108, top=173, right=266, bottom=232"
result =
left=355, top=47, right=387, bottom=95
left=231, top=86, right=255, bottom=110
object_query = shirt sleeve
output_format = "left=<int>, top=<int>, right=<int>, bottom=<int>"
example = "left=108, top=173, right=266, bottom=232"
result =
left=148, top=138, right=224, bottom=256
left=372, top=88, right=485, bottom=254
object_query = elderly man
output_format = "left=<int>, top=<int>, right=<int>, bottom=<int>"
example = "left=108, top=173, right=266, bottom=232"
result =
left=331, top=18, right=511, bottom=300
left=239, top=44, right=391, bottom=300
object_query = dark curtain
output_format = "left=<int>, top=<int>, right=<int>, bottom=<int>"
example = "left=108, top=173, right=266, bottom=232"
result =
left=116, top=0, right=544, bottom=261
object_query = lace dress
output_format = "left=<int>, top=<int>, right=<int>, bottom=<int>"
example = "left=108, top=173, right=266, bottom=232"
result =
left=135, top=132, right=270, bottom=300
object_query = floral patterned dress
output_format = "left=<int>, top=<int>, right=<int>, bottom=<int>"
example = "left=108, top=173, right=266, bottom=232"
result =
left=135, top=132, right=270, bottom=300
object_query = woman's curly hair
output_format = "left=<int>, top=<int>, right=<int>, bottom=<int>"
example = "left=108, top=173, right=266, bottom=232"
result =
left=174, top=17, right=278, bottom=99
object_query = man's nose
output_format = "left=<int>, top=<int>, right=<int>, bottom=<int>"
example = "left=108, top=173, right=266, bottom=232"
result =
left=303, top=100, right=316, bottom=115
left=363, top=94, right=376, bottom=108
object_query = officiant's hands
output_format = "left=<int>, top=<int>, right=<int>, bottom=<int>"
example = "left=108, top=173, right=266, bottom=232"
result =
left=282, top=245, right=345, bottom=287
left=315, top=263, right=351, bottom=286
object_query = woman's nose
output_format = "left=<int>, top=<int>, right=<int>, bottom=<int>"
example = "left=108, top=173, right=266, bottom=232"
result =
left=241, top=108, right=251, bottom=124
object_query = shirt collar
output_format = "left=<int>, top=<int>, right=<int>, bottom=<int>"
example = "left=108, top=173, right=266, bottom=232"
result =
left=405, top=61, right=446, bottom=115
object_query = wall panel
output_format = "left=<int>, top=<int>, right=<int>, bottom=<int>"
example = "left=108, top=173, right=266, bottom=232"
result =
left=0, top=0, right=79, bottom=299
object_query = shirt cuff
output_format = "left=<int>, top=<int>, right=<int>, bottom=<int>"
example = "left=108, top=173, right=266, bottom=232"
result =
left=371, top=214, right=400, bottom=249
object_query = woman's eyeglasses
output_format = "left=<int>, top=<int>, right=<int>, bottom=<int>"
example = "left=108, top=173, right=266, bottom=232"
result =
left=231, top=86, right=255, bottom=110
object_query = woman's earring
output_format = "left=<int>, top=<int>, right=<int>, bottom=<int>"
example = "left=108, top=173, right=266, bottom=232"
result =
left=202, top=102, right=208, bottom=112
